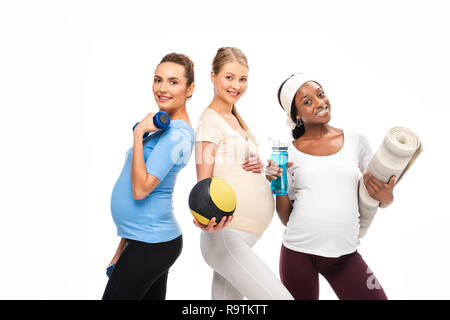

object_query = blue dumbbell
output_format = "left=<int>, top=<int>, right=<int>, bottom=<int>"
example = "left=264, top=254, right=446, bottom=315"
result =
left=153, top=111, right=170, bottom=129
left=133, top=111, right=171, bottom=138
left=106, top=264, right=115, bottom=278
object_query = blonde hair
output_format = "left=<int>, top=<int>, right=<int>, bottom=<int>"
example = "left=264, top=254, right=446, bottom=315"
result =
left=211, top=47, right=249, bottom=75
left=211, top=47, right=256, bottom=145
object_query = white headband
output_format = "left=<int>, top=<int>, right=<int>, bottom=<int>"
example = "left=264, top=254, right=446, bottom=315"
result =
left=279, top=73, right=321, bottom=129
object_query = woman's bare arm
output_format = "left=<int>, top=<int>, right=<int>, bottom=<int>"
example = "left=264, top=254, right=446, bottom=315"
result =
left=194, top=141, right=233, bottom=231
left=275, top=195, right=293, bottom=226
left=107, top=237, right=128, bottom=268
left=130, top=113, right=161, bottom=200
left=195, top=141, right=216, bottom=181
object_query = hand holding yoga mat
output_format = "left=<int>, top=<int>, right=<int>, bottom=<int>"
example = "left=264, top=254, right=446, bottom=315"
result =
left=358, top=126, right=423, bottom=238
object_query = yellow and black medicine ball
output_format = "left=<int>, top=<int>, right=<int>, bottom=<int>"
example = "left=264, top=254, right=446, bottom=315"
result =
left=189, top=177, right=236, bottom=225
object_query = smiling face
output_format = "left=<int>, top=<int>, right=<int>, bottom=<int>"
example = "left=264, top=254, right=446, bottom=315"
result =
left=211, top=61, right=248, bottom=105
left=294, top=81, right=331, bottom=125
left=152, top=61, right=194, bottom=112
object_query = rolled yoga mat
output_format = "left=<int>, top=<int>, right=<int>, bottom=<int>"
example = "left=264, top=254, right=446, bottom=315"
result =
left=358, top=126, right=423, bottom=238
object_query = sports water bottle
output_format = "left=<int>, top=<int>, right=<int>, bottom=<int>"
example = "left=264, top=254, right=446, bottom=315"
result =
left=270, top=141, right=289, bottom=195
left=132, top=111, right=171, bottom=138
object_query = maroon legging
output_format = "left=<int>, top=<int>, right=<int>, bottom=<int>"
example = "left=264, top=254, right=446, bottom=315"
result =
left=280, top=244, right=388, bottom=300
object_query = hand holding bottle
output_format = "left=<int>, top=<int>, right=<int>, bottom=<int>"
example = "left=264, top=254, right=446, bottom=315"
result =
left=268, top=142, right=290, bottom=195
left=265, top=160, right=293, bottom=182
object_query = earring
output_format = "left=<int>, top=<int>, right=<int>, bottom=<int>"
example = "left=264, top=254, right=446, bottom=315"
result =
left=296, top=117, right=303, bottom=127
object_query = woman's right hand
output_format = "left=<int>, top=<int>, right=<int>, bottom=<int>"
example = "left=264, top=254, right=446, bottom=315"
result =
left=135, top=112, right=158, bottom=136
left=193, top=215, right=234, bottom=233
left=265, top=160, right=293, bottom=182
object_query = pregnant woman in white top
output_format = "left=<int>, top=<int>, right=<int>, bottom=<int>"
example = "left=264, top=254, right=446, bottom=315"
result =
left=194, top=47, right=293, bottom=300
left=265, top=73, right=395, bottom=300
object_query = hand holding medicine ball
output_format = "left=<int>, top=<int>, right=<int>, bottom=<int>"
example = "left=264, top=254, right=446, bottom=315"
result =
left=189, top=177, right=236, bottom=232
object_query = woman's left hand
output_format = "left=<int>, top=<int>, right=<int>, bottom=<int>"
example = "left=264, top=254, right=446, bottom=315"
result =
left=242, top=152, right=264, bottom=173
left=363, top=172, right=396, bottom=206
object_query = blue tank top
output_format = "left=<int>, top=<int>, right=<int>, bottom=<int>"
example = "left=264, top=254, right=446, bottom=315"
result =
left=110, top=120, right=194, bottom=243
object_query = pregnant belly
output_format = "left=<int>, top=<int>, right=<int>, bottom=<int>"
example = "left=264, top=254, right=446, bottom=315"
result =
left=213, top=164, right=274, bottom=233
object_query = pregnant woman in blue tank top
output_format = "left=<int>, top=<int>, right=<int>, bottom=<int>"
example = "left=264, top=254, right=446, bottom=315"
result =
left=102, top=53, right=195, bottom=300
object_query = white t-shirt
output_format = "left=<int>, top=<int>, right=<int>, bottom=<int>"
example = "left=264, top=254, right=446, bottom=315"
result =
left=283, top=130, right=373, bottom=257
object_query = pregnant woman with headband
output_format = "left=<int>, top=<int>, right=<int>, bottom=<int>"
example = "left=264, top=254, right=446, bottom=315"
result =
left=102, top=53, right=195, bottom=300
left=266, top=73, right=395, bottom=300
left=194, top=47, right=293, bottom=300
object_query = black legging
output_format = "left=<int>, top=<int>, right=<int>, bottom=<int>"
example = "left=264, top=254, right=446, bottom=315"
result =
left=102, top=235, right=182, bottom=300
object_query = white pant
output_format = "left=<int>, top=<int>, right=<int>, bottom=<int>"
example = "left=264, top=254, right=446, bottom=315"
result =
left=200, top=228, right=293, bottom=300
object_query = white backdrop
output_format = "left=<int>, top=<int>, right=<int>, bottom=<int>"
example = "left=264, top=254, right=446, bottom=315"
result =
left=0, top=0, right=449, bottom=299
